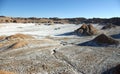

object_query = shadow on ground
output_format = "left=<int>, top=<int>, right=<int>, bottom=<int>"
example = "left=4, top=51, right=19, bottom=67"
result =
left=102, top=64, right=120, bottom=74
left=77, top=40, right=118, bottom=47
left=55, top=31, right=89, bottom=36
left=77, top=40, right=103, bottom=47
left=102, top=68, right=113, bottom=74
left=55, top=31, right=75, bottom=36
left=111, top=33, right=120, bottom=39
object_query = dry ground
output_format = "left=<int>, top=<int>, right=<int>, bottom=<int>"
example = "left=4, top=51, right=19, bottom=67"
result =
left=0, top=23, right=120, bottom=74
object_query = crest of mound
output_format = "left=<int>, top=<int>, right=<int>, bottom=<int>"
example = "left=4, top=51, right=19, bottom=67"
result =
left=0, top=70, right=15, bottom=74
left=6, top=33, right=33, bottom=40
left=75, top=24, right=98, bottom=36
left=9, top=41, right=28, bottom=49
left=93, top=34, right=119, bottom=45
left=102, top=24, right=116, bottom=30
left=80, top=24, right=88, bottom=29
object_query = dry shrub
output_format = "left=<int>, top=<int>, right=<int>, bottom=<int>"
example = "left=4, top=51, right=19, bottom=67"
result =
left=0, top=70, right=15, bottom=74
left=10, top=41, right=28, bottom=49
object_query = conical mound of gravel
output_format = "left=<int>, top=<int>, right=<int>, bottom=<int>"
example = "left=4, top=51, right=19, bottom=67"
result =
left=93, top=34, right=119, bottom=45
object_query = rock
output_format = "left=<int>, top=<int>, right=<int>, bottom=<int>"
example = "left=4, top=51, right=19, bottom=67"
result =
left=102, top=24, right=116, bottom=29
left=93, top=34, right=119, bottom=45
left=54, top=27, right=61, bottom=30
left=75, top=24, right=98, bottom=36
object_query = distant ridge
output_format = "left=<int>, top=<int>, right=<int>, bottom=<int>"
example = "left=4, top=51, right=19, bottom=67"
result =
left=0, top=16, right=120, bottom=26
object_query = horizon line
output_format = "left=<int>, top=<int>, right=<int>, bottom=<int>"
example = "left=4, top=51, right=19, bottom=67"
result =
left=0, top=15, right=120, bottom=19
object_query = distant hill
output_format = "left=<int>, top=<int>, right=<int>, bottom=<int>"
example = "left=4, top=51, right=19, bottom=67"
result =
left=0, top=16, right=120, bottom=26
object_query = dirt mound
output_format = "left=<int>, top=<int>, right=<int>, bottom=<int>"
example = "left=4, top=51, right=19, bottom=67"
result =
left=87, top=24, right=98, bottom=35
left=93, top=34, right=119, bottom=45
left=102, top=24, right=116, bottom=29
left=0, top=34, right=34, bottom=49
left=10, top=41, right=28, bottom=49
left=75, top=24, right=98, bottom=36
left=6, top=33, right=33, bottom=40
left=0, top=70, right=15, bottom=74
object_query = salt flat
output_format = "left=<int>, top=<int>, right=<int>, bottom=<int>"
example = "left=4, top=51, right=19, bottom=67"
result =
left=0, top=23, right=120, bottom=74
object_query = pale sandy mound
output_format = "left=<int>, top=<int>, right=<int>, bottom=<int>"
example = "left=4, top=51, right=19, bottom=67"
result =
left=75, top=24, right=98, bottom=36
left=93, top=34, right=119, bottom=45
left=0, top=33, right=34, bottom=49
left=10, top=41, right=28, bottom=49
left=6, top=33, right=33, bottom=40
left=0, top=70, right=15, bottom=74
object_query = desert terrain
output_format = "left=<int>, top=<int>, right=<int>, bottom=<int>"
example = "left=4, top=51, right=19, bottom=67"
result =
left=0, top=23, right=120, bottom=74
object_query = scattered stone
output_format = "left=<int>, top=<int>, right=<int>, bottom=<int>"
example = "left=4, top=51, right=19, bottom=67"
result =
left=53, top=50, right=56, bottom=53
left=35, top=23, right=41, bottom=26
left=54, top=27, right=61, bottom=30
left=42, top=64, right=48, bottom=70
left=60, top=41, right=68, bottom=46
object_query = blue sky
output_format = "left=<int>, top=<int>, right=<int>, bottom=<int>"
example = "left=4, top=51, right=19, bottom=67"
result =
left=0, top=0, right=120, bottom=18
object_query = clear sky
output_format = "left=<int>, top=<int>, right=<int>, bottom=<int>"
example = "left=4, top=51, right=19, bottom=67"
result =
left=0, top=0, right=120, bottom=18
